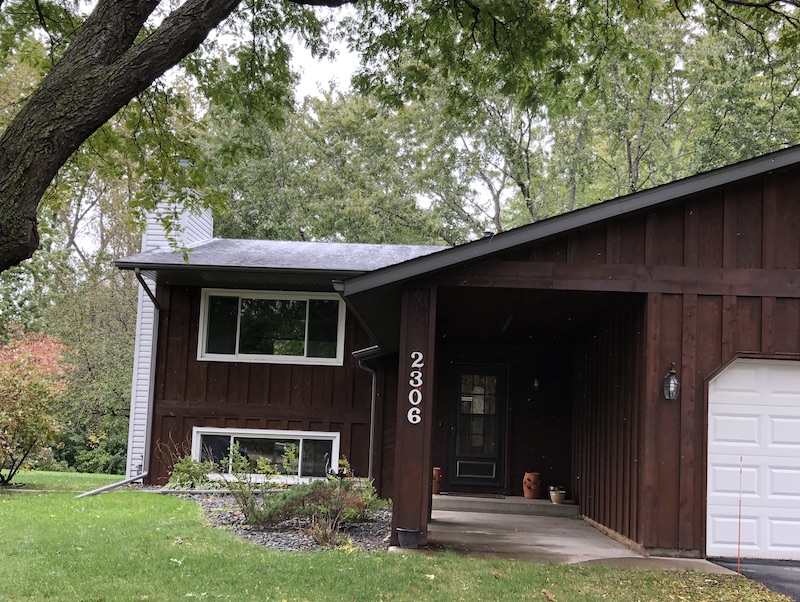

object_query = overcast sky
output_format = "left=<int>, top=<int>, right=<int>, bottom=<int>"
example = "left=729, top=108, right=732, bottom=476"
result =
left=293, top=41, right=360, bottom=99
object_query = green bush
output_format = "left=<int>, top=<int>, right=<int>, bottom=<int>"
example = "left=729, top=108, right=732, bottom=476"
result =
left=209, top=446, right=386, bottom=547
left=164, top=456, right=222, bottom=490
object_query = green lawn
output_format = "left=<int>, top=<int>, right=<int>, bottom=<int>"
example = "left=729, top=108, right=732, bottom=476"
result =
left=1, top=470, right=124, bottom=492
left=0, top=473, right=791, bottom=602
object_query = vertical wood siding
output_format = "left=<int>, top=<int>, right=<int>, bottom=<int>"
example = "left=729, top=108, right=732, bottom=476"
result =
left=554, top=166, right=800, bottom=553
left=148, top=286, right=375, bottom=484
left=573, top=301, right=644, bottom=544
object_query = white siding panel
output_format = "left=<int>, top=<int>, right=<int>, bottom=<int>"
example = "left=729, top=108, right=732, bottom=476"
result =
left=125, top=205, right=213, bottom=478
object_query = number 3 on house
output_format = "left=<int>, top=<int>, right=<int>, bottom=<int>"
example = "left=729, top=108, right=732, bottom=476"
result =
left=407, top=351, right=424, bottom=424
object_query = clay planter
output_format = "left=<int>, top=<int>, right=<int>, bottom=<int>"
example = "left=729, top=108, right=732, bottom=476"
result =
left=522, top=472, right=541, bottom=499
left=432, top=467, right=443, bottom=494
left=549, top=489, right=566, bottom=504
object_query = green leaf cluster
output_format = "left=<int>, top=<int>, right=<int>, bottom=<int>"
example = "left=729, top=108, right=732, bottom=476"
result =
left=0, top=328, right=73, bottom=485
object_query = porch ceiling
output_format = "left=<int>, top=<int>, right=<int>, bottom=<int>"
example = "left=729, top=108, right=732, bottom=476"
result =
left=437, top=287, right=639, bottom=344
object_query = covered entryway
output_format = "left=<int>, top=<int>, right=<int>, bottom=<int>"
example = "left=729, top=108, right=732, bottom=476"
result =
left=432, top=286, right=642, bottom=499
left=707, top=359, right=800, bottom=560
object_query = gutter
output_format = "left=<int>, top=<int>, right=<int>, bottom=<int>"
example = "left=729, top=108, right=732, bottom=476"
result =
left=352, top=345, right=383, bottom=480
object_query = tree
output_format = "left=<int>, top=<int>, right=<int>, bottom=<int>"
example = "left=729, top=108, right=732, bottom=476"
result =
left=200, top=90, right=491, bottom=245
left=0, top=0, right=345, bottom=271
left=1, top=0, right=798, bottom=272
left=43, top=263, right=137, bottom=474
left=0, top=328, right=72, bottom=485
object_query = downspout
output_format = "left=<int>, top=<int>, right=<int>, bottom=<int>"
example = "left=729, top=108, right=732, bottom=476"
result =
left=76, top=472, right=149, bottom=498
left=78, top=269, right=160, bottom=497
left=353, top=345, right=382, bottom=481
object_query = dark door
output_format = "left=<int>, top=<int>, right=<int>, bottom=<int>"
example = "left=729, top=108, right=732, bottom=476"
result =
left=449, top=364, right=507, bottom=488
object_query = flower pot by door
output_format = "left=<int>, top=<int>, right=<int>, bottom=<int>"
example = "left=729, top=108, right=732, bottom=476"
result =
left=549, top=489, right=566, bottom=504
left=432, top=467, right=442, bottom=494
left=523, top=472, right=541, bottom=499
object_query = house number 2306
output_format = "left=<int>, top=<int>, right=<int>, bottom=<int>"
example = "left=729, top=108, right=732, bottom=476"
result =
left=407, top=351, right=424, bottom=424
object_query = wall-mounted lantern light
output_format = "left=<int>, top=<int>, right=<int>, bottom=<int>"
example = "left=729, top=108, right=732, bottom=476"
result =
left=663, top=362, right=680, bottom=400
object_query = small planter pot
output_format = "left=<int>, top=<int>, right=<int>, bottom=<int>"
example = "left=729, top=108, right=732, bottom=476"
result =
left=522, top=472, right=541, bottom=499
left=549, top=489, right=566, bottom=504
left=432, top=467, right=443, bottom=495
left=396, top=527, right=422, bottom=549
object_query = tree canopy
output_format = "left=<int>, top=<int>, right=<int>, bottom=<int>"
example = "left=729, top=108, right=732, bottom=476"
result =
left=2, top=0, right=800, bottom=270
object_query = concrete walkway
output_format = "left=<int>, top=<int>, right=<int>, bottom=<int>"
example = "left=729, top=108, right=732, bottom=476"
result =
left=421, top=509, right=733, bottom=574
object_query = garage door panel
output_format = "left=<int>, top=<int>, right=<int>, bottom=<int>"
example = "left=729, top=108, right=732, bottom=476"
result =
left=707, top=513, right=759, bottom=549
left=707, top=359, right=800, bottom=561
left=707, top=460, right=760, bottom=499
left=713, top=363, right=760, bottom=392
left=709, top=413, right=761, bottom=447
left=769, top=519, right=800, bottom=554
left=708, top=512, right=800, bottom=559
left=771, top=416, right=800, bottom=447
left=769, top=465, right=800, bottom=500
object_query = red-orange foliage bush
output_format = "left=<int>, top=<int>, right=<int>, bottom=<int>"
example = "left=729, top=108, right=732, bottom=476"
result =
left=0, top=326, right=72, bottom=485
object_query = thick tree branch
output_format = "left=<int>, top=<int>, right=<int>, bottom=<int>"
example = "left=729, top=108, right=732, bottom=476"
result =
left=0, top=0, right=354, bottom=272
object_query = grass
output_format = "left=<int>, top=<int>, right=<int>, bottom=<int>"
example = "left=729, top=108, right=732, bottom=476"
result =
left=1, top=469, right=124, bottom=492
left=0, top=473, right=792, bottom=602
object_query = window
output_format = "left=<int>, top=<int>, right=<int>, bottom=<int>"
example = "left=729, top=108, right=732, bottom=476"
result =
left=191, top=427, right=340, bottom=480
left=198, top=289, right=346, bottom=365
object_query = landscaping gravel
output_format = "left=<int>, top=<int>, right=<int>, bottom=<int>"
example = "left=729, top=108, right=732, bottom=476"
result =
left=180, top=493, right=393, bottom=552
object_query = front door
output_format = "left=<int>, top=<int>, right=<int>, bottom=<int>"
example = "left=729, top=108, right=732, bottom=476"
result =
left=449, top=364, right=507, bottom=488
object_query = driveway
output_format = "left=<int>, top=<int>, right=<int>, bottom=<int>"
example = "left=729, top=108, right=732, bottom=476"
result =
left=712, top=559, right=800, bottom=600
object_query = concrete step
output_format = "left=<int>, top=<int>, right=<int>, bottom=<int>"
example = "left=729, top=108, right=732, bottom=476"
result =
left=432, top=494, right=580, bottom=517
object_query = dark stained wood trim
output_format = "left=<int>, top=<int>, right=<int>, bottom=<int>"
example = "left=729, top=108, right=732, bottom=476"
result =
left=436, top=261, right=800, bottom=297
left=762, top=297, right=775, bottom=353
left=640, top=293, right=661, bottom=547
left=679, top=294, right=697, bottom=550
left=391, top=286, right=436, bottom=545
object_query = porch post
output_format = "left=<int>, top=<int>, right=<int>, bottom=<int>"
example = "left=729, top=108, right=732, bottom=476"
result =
left=391, top=285, right=437, bottom=546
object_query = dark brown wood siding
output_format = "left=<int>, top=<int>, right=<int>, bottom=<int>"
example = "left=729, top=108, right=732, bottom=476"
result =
left=147, top=285, right=376, bottom=484
left=573, top=302, right=644, bottom=545
left=427, top=164, right=800, bottom=554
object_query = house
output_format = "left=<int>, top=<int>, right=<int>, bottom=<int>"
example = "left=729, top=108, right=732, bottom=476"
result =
left=117, top=145, right=800, bottom=560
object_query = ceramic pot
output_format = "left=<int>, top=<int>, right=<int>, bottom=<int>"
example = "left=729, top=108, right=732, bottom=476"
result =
left=432, top=467, right=442, bottom=494
left=549, top=489, right=566, bottom=504
left=522, top=472, right=541, bottom=499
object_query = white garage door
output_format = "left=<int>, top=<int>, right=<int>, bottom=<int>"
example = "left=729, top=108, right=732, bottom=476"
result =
left=707, top=359, right=800, bottom=560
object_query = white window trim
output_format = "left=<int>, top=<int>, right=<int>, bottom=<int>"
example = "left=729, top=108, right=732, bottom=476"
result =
left=192, top=426, right=341, bottom=483
left=197, top=288, right=346, bottom=366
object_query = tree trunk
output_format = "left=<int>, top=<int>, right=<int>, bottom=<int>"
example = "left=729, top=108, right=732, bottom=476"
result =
left=0, top=0, right=248, bottom=270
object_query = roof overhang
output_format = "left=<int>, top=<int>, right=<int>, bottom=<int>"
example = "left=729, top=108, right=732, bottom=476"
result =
left=339, top=144, right=800, bottom=352
left=342, top=144, right=800, bottom=299
left=116, top=261, right=363, bottom=292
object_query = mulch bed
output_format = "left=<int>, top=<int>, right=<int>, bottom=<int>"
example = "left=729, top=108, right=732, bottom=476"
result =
left=180, top=493, right=393, bottom=552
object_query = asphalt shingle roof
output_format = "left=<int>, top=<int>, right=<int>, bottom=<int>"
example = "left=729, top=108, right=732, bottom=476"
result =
left=116, top=238, right=446, bottom=274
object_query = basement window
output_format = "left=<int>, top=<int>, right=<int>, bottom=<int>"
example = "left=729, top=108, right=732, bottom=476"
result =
left=191, top=427, right=340, bottom=481
left=198, top=289, right=346, bottom=365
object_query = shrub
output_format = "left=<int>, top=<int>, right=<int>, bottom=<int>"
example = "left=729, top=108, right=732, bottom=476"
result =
left=0, top=327, right=72, bottom=486
left=164, top=456, right=222, bottom=490
left=219, top=450, right=384, bottom=546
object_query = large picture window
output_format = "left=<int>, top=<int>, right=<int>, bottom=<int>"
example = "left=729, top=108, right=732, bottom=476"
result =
left=191, top=427, right=340, bottom=480
left=198, top=289, right=346, bottom=365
